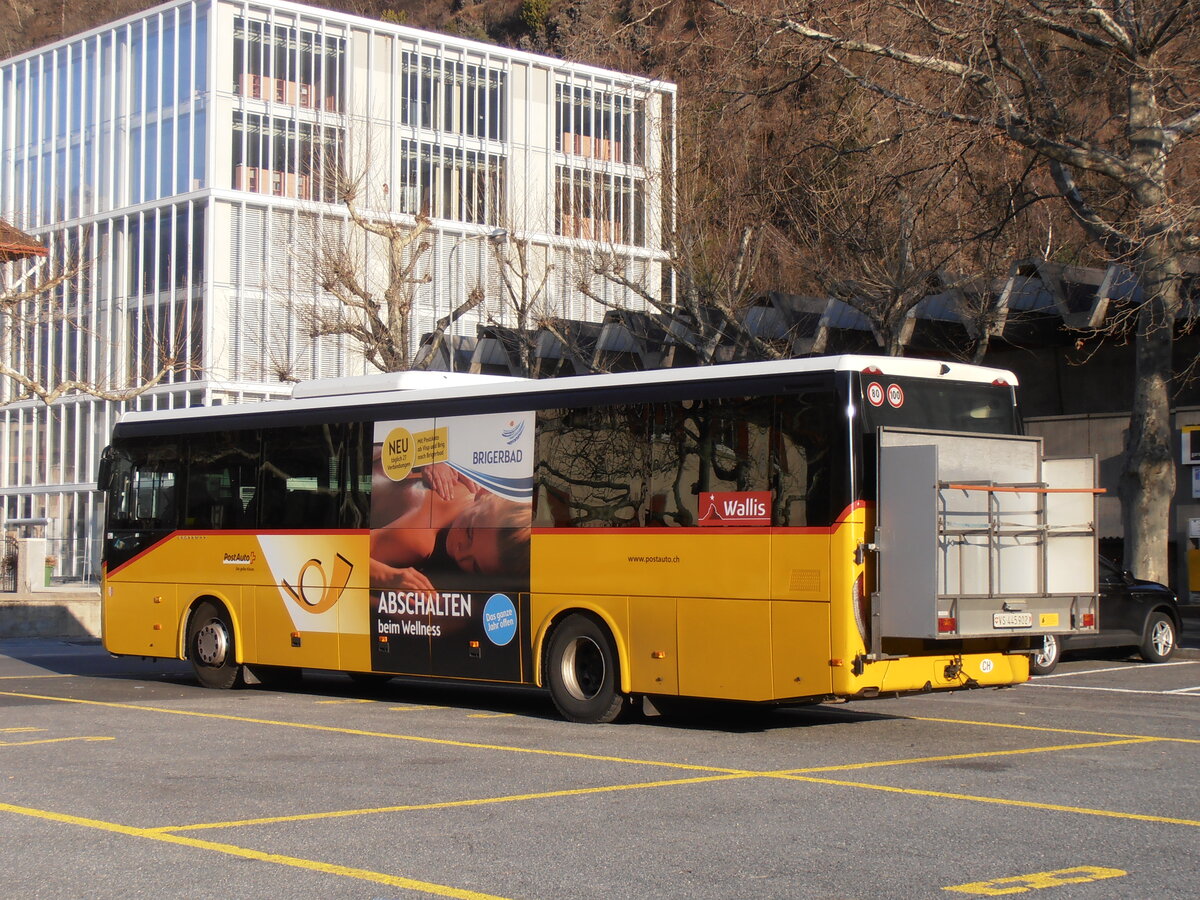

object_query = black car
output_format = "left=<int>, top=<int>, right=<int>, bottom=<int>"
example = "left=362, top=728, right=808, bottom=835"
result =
left=1031, top=557, right=1182, bottom=675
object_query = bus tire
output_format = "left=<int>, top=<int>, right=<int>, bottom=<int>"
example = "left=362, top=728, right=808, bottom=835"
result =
left=1139, top=612, right=1176, bottom=664
left=1030, top=634, right=1060, bottom=676
left=187, top=601, right=243, bottom=690
left=545, top=614, right=624, bottom=724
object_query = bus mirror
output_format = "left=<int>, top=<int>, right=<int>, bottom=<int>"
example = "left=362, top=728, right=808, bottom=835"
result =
left=97, top=458, right=112, bottom=491
left=97, top=447, right=121, bottom=491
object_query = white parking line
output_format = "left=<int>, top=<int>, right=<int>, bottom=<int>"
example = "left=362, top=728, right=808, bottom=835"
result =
left=1034, top=660, right=1200, bottom=679
left=1023, top=683, right=1200, bottom=696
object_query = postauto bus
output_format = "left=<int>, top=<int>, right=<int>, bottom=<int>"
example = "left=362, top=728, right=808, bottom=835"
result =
left=99, top=356, right=1099, bottom=721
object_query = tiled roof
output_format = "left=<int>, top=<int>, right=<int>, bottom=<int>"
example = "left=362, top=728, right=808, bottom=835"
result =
left=0, top=219, right=47, bottom=259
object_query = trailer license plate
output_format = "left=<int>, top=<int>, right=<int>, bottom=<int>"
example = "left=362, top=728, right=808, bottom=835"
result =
left=994, top=612, right=1033, bottom=628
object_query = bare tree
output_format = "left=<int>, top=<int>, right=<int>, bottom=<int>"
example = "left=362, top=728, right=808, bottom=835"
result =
left=303, top=180, right=436, bottom=373
left=771, top=91, right=1047, bottom=357
left=488, top=234, right=556, bottom=374
left=709, top=0, right=1200, bottom=582
left=564, top=89, right=809, bottom=366
left=0, top=236, right=183, bottom=405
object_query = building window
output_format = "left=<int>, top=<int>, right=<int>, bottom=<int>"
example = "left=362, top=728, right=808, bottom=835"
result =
left=400, top=52, right=506, bottom=141
left=232, top=112, right=343, bottom=201
left=233, top=17, right=345, bottom=113
left=555, top=84, right=645, bottom=166
left=399, top=140, right=505, bottom=225
left=555, top=167, right=645, bottom=247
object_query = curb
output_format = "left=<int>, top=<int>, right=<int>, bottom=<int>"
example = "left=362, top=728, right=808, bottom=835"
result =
left=0, top=592, right=101, bottom=640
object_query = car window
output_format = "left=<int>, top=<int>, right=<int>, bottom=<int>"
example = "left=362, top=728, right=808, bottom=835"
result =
left=1099, top=557, right=1123, bottom=586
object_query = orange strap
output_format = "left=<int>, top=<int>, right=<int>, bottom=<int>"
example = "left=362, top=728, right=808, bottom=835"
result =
left=942, top=484, right=1106, bottom=494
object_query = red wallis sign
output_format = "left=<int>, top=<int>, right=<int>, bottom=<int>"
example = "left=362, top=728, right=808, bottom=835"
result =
left=698, top=491, right=772, bottom=526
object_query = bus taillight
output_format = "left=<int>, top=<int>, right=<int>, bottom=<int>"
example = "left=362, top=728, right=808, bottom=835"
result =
left=937, top=616, right=957, bottom=633
left=1080, top=612, right=1095, bottom=628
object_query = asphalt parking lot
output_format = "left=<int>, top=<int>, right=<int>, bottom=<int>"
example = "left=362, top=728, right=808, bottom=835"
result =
left=1, top=639, right=1197, bottom=900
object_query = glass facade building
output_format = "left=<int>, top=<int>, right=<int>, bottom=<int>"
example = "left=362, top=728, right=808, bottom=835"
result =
left=0, top=0, right=675, bottom=578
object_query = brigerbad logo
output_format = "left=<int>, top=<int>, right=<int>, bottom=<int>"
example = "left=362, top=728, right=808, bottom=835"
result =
left=501, top=419, right=524, bottom=445
left=282, top=553, right=353, bottom=615
left=471, top=420, right=526, bottom=466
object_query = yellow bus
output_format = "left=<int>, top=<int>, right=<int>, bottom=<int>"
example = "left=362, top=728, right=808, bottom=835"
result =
left=99, top=356, right=1100, bottom=722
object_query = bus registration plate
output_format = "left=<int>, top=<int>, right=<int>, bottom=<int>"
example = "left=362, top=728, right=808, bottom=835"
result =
left=994, top=612, right=1033, bottom=628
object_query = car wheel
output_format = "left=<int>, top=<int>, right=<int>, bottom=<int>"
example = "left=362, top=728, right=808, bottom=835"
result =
left=1139, top=612, right=1176, bottom=664
left=1030, top=634, right=1060, bottom=676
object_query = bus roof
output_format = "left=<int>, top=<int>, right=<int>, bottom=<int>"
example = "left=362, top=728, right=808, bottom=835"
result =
left=115, top=355, right=1018, bottom=431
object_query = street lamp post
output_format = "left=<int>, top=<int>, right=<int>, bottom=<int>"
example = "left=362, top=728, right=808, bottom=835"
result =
left=443, top=229, right=509, bottom=372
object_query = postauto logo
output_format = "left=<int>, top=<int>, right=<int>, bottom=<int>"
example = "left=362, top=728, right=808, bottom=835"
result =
left=282, top=553, right=353, bottom=614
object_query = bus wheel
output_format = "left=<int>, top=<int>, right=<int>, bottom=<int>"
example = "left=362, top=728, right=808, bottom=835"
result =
left=187, top=601, right=243, bottom=690
left=545, top=614, right=624, bottom=724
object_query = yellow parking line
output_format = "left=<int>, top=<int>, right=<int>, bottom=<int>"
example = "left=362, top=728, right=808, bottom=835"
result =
left=0, top=801, right=512, bottom=900
left=153, top=772, right=752, bottom=833
left=1, top=727, right=44, bottom=733
left=779, top=738, right=1158, bottom=774
left=780, top=774, right=1200, bottom=827
left=0, top=690, right=747, bottom=775
left=159, top=739, right=1171, bottom=834
left=468, top=713, right=515, bottom=719
left=0, top=736, right=113, bottom=747
left=389, top=706, right=445, bottom=712
left=0, top=674, right=72, bottom=680
left=898, top=714, right=1200, bottom=744
left=3, top=688, right=1195, bottom=833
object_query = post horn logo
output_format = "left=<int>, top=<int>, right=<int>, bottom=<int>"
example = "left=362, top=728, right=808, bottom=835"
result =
left=282, top=553, right=353, bottom=614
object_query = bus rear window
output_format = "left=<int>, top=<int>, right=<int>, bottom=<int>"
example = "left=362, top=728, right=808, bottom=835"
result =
left=856, top=375, right=1018, bottom=435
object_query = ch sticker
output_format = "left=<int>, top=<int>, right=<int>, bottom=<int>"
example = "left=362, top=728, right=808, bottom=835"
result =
left=282, top=554, right=353, bottom=614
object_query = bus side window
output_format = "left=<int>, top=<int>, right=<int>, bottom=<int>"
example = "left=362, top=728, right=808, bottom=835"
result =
left=648, top=397, right=771, bottom=526
left=772, top=390, right=840, bottom=527
left=260, top=424, right=353, bottom=530
left=339, top=422, right=372, bottom=529
left=534, top=405, right=647, bottom=527
left=185, top=431, right=259, bottom=530
left=105, top=438, right=181, bottom=531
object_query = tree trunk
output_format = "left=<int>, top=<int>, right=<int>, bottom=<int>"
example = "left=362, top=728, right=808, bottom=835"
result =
left=1118, top=250, right=1180, bottom=584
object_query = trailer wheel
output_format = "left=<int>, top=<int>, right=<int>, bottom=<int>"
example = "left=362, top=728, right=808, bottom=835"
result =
left=186, top=601, right=242, bottom=689
left=545, top=614, right=624, bottom=723
left=1030, top=634, right=1060, bottom=676
left=1139, top=612, right=1176, bottom=664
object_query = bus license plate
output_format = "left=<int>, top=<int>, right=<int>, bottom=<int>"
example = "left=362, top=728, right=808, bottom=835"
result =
left=994, top=612, right=1033, bottom=628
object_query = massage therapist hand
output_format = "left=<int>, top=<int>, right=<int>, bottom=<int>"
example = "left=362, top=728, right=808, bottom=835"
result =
left=369, top=558, right=436, bottom=592
left=422, top=462, right=483, bottom=501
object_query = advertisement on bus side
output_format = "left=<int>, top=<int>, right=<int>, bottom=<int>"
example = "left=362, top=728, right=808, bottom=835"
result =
left=368, top=411, right=533, bottom=679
